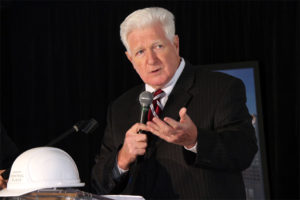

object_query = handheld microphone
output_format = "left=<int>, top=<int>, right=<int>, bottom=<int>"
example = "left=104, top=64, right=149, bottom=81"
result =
left=139, top=91, right=153, bottom=124
left=133, top=91, right=153, bottom=175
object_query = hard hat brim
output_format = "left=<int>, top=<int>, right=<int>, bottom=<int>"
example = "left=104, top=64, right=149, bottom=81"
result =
left=0, top=182, right=85, bottom=197
left=0, top=188, right=35, bottom=197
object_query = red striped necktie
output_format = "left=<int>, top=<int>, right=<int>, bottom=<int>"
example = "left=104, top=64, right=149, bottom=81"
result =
left=148, top=89, right=165, bottom=121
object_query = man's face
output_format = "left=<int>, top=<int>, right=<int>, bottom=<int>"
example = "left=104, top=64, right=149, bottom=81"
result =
left=125, top=22, right=181, bottom=89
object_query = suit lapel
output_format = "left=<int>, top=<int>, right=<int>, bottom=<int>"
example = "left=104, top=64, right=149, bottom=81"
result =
left=162, top=62, right=195, bottom=120
left=151, top=62, right=196, bottom=149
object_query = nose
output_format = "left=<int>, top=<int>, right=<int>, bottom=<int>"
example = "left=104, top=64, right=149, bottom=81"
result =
left=146, top=50, right=158, bottom=65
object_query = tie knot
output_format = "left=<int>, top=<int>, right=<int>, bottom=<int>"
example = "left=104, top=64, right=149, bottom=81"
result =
left=148, top=89, right=164, bottom=121
left=153, top=89, right=164, bottom=100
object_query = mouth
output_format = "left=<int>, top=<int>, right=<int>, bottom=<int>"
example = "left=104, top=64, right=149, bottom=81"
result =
left=150, top=68, right=161, bottom=73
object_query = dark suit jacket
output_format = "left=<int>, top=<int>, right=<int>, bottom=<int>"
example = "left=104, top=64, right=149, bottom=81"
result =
left=92, top=62, right=258, bottom=199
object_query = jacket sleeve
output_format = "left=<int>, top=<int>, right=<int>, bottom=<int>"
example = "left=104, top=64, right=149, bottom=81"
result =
left=194, top=78, right=258, bottom=171
left=91, top=104, right=129, bottom=194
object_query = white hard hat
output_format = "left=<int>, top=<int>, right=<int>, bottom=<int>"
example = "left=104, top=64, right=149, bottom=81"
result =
left=0, top=147, right=84, bottom=197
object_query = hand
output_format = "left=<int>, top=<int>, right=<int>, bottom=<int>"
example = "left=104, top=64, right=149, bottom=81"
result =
left=0, top=170, right=7, bottom=190
left=117, top=123, right=150, bottom=170
left=147, top=107, right=197, bottom=148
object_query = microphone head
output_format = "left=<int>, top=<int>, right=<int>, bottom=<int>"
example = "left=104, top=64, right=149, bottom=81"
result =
left=81, top=118, right=99, bottom=134
left=139, top=91, right=153, bottom=107
left=75, top=118, right=99, bottom=134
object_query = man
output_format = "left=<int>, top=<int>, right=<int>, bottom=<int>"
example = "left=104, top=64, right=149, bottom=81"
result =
left=92, top=7, right=258, bottom=199
left=0, top=122, right=18, bottom=189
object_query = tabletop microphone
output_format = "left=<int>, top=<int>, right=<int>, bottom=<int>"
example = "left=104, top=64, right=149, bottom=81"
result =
left=47, top=118, right=99, bottom=146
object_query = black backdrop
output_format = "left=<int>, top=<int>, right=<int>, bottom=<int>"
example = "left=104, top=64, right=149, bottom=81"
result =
left=0, top=1, right=299, bottom=199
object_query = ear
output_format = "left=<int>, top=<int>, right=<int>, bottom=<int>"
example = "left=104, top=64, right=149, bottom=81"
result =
left=173, top=35, right=180, bottom=55
left=125, top=51, right=133, bottom=63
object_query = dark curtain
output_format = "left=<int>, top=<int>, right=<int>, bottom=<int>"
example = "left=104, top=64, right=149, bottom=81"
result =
left=0, top=1, right=299, bottom=198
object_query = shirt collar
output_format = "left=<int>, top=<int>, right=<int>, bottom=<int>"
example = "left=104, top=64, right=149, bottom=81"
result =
left=145, top=58, right=185, bottom=96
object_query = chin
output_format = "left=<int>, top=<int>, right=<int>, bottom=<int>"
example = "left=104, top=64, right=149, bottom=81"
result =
left=149, top=82, right=166, bottom=89
left=146, top=76, right=169, bottom=88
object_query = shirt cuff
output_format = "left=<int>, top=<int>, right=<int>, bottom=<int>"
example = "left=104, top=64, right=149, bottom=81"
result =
left=184, top=142, right=198, bottom=153
left=112, top=156, right=129, bottom=181
left=117, top=164, right=129, bottom=174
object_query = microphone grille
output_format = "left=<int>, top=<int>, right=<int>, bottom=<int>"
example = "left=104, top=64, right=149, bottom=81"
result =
left=139, top=91, right=153, bottom=107
left=75, top=118, right=99, bottom=134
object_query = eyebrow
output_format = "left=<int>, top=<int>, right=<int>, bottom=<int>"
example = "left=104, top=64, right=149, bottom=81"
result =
left=152, top=40, right=163, bottom=46
left=132, top=40, right=164, bottom=53
left=133, top=47, right=144, bottom=54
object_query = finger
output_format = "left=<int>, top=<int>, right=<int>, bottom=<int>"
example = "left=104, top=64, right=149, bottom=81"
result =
left=146, top=120, right=164, bottom=137
left=164, top=117, right=181, bottom=129
left=147, top=120, right=174, bottom=141
left=134, top=134, right=148, bottom=142
left=149, top=127, right=170, bottom=141
left=135, top=141, right=148, bottom=149
left=152, top=117, right=177, bottom=135
left=146, top=123, right=160, bottom=136
left=152, top=117, right=170, bottom=128
left=179, top=107, right=188, bottom=122
left=129, top=123, right=150, bottom=134
left=136, top=123, right=151, bottom=133
left=146, top=121, right=160, bottom=132
left=136, top=148, right=146, bottom=156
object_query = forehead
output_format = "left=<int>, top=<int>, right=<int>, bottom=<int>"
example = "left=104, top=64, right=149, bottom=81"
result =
left=127, top=23, right=168, bottom=49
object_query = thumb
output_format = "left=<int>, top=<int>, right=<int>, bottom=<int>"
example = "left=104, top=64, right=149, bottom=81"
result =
left=179, top=107, right=188, bottom=122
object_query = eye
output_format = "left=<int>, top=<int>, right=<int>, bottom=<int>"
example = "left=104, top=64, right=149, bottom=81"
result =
left=136, top=49, right=144, bottom=56
left=156, top=44, right=163, bottom=49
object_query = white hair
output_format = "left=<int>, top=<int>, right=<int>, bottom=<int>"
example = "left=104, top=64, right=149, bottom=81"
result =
left=120, top=7, right=175, bottom=52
